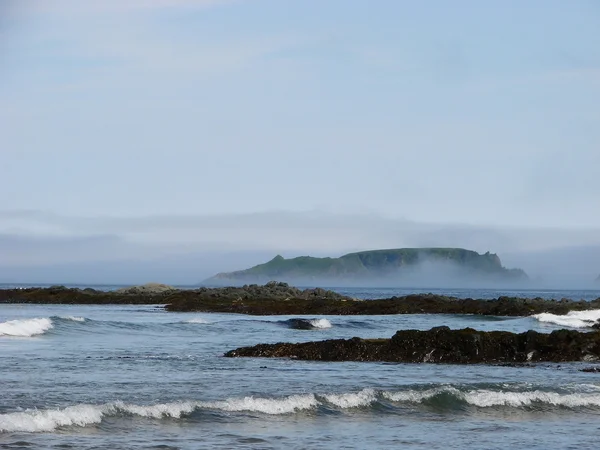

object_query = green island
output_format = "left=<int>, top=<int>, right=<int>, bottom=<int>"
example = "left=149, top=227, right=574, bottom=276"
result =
left=205, top=247, right=527, bottom=285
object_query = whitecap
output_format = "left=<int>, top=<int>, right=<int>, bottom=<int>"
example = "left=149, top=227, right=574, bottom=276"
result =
left=462, top=390, right=600, bottom=408
left=0, top=318, right=53, bottom=337
left=0, top=404, right=105, bottom=433
left=114, top=400, right=197, bottom=419
left=309, top=318, right=332, bottom=329
left=322, top=388, right=377, bottom=408
left=60, top=316, right=86, bottom=322
left=383, top=386, right=600, bottom=408
left=184, top=318, right=211, bottom=324
left=206, top=394, right=318, bottom=414
left=0, top=394, right=318, bottom=432
left=383, top=387, right=449, bottom=403
left=5, top=387, right=600, bottom=433
left=533, top=310, right=600, bottom=328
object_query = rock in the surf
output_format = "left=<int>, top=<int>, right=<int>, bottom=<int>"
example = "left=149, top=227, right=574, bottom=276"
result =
left=284, top=318, right=332, bottom=330
left=224, top=327, right=600, bottom=364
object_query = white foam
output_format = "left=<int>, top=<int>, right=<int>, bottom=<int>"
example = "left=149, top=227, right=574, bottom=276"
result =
left=383, top=387, right=600, bottom=408
left=383, top=388, right=446, bottom=403
left=60, top=316, right=85, bottom=322
left=462, top=390, right=600, bottom=408
left=0, top=318, right=53, bottom=337
left=184, top=318, right=210, bottom=324
left=309, top=318, right=332, bottom=329
left=207, top=394, right=318, bottom=414
left=0, top=394, right=319, bottom=432
left=533, top=310, right=600, bottom=328
left=323, top=388, right=377, bottom=408
left=115, top=401, right=197, bottom=418
left=0, top=404, right=105, bottom=432
left=4, top=386, right=600, bottom=433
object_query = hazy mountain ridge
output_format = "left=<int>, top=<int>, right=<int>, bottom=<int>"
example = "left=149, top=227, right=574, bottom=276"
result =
left=205, top=248, right=527, bottom=287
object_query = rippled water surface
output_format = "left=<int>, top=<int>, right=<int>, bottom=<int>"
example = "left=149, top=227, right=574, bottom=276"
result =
left=2, top=287, right=600, bottom=449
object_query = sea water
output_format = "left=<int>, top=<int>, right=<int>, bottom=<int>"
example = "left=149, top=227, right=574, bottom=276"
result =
left=2, top=286, right=600, bottom=449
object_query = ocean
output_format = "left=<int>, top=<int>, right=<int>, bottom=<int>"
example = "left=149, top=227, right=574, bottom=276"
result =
left=2, top=286, right=600, bottom=449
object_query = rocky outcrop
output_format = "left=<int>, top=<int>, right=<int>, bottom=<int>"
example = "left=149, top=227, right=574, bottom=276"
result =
left=166, top=291, right=600, bottom=316
left=0, top=285, right=174, bottom=305
left=0, top=282, right=352, bottom=306
left=2, top=283, right=600, bottom=317
left=115, top=283, right=176, bottom=295
left=225, top=327, right=600, bottom=364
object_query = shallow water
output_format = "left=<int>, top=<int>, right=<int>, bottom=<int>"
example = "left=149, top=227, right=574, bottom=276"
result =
left=1, top=287, right=600, bottom=449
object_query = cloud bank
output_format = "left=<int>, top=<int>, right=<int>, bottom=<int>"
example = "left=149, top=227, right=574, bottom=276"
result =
left=1, top=210, right=599, bottom=286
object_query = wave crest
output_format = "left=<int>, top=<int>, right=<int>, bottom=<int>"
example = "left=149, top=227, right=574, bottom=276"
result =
left=0, top=404, right=104, bottom=433
left=59, top=316, right=86, bottom=322
left=322, top=388, right=376, bottom=408
left=5, top=386, right=600, bottom=433
left=183, top=318, right=211, bottom=324
left=533, top=310, right=600, bottom=328
left=309, top=318, right=332, bottom=329
left=0, top=394, right=318, bottom=433
left=0, top=318, right=53, bottom=337
left=206, top=394, right=318, bottom=414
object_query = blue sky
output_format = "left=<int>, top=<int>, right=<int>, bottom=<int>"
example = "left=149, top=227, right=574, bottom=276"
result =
left=1, top=0, right=600, bottom=284
left=2, top=0, right=599, bottom=227
left=1, top=0, right=600, bottom=283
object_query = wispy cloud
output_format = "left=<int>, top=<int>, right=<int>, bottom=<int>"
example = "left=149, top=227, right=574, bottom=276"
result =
left=1, top=210, right=599, bottom=253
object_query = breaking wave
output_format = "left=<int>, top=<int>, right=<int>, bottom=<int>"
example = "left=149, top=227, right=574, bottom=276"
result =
left=308, top=318, right=332, bottom=329
left=282, top=318, right=333, bottom=330
left=0, top=318, right=53, bottom=337
left=183, top=318, right=211, bottom=324
left=59, top=316, right=86, bottom=322
left=383, top=386, right=600, bottom=408
left=533, top=310, right=600, bottom=328
left=322, top=388, right=377, bottom=408
left=0, top=394, right=318, bottom=433
left=5, top=385, right=600, bottom=432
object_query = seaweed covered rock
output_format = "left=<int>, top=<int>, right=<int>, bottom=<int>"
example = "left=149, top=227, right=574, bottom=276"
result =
left=166, top=291, right=600, bottom=316
left=225, top=327, right=600, bottom=364
left=2, top=283, right=600, bottom=318
left=115, top=283, right=176, bottom=295
left=0, top=282, right=353, bottom=307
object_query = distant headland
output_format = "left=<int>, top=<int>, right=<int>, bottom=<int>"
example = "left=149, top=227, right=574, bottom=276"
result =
left=204, top=248, right=528, bottom=286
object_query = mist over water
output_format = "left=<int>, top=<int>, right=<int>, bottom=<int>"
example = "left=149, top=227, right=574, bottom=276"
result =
left=1, top=211, right=599, bottom=287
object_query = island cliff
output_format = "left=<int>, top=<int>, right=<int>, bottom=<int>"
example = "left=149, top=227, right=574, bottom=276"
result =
left=204, top=248, right=527, bottom=285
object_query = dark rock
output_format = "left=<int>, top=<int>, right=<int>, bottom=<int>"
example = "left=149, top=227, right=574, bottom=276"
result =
left=2, top=284, right=600, bottom=319
left=165, top=291, right=600, bottom=316
left=0, top=283, right=352, bottom=307
left=285, top=319, right=319, bottom=330
left=224, top=327, right=600, bottom=364
left=581, top=367, right=600, bottom=373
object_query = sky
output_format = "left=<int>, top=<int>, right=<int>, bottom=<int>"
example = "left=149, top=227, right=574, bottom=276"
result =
left=1, top=1, right=599, bottom=283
